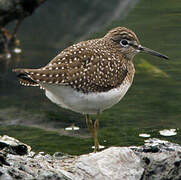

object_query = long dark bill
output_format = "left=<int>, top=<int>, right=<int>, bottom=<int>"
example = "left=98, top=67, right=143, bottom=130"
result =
left=138, top=45, right=169, bottom=60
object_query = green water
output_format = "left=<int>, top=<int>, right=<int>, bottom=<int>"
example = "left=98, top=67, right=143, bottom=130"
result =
left=0, top=0, right=181, bottom=155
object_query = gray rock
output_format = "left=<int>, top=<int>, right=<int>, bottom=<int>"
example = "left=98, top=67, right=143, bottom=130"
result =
left=0, top=135, right=181, bottom=179
left=0, top=135, right=31, bottom=155
left=74, top=147, right=143, bottom=180
left=132, top=139, right=181, bottom=180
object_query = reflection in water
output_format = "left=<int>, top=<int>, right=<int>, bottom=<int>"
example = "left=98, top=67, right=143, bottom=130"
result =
left=92, top=145, right=105, bottom=150
left=65, top=124, right=80, bottom=131
left=139, top=134, right=151, bottom=138
left=0, top=27, right=22, bottom=77
left=0, top=52, right=21, bottom=76
left=159, top=129, right=177, bottom=137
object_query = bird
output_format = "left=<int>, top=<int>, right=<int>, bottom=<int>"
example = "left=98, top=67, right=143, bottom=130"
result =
left=13, top=27, right=168, bottom=152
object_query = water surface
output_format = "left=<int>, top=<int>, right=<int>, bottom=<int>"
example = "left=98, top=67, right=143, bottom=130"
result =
left=0, top=0, right=181, bottom=155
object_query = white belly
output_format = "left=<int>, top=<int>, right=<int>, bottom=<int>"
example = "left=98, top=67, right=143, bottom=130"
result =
left=42, top=81, right=131, bottom=114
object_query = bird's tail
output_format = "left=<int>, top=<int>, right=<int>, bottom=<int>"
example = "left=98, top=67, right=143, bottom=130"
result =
left=13, top=68, right=39, bottom=87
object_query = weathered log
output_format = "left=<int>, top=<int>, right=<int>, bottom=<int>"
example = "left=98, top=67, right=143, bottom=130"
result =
left=0, top=0, right=46, bottom=56
left=0, top=135, right=181, bottom=180
left=0, top=0, right=46, bottom=27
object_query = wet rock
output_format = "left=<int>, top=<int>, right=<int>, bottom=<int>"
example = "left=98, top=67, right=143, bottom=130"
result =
left=0, top=135, right=31, bottom=155
left=131, top=139, right=181, bottom=180
left=0, top=152, right=10, bottom=166
left=0, top=136, right=181, bottom=179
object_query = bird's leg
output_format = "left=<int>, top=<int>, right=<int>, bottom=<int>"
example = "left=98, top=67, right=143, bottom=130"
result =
left=93, top=113, right=100, bottom=152
left=85, top=114, right=100, bottom=153
left=86, top=114, right=94, bottom=138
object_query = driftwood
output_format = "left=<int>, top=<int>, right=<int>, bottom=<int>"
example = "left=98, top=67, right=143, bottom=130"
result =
left=0, top=0, right=46, bottom=56
left=0, top=135, right=181, bottom=180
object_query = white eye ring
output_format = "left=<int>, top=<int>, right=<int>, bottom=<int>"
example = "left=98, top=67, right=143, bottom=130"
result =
left=120, top=39, right=129, bottom=47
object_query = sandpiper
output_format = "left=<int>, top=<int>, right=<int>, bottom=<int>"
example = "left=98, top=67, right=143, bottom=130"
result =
left=13, top=27, right=168, bottom=152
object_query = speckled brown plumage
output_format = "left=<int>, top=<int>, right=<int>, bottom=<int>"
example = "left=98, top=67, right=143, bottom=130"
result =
left=14, top=27, right=136, bottom=93
left=13, top=26, right=168, bottom=152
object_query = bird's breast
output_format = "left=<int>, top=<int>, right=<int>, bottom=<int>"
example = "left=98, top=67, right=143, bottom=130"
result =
left=43, top=79, right=131, bottom=115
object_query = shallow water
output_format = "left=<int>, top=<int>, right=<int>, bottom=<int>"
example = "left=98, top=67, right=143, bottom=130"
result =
left=0, top=0, right=181, bottom=155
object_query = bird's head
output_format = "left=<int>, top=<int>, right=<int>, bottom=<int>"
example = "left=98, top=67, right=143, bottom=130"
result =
left=105, top=27, right=168, bottom=60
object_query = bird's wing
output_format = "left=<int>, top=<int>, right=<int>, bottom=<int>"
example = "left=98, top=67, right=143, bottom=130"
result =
left=14, top=42, right=128, bottom=93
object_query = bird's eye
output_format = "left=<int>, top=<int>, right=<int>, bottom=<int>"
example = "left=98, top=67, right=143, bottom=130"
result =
left=120, top=39, right=129, bottom=47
